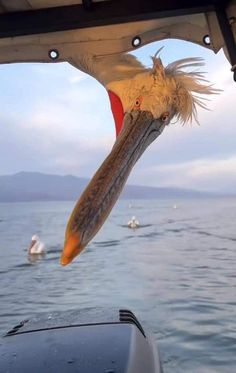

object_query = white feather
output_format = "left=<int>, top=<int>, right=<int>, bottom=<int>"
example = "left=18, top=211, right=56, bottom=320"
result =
left=70, top=50, right=220, bottom=124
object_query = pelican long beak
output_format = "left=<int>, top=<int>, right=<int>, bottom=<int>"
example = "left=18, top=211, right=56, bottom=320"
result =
left=60, top=110, right=166, bottom=266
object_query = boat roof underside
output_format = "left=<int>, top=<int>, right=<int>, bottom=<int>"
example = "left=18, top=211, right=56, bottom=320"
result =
left=0, top=0, right=235, bottom=77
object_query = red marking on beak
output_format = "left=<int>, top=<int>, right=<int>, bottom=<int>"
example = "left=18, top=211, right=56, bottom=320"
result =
left=108, top=90, right=124, bottom=137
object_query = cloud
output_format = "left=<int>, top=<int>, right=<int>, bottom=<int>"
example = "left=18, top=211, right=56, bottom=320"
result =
left=68, top=75, right=87, bottom=84
left=23, top=88, right=114, bottom=144
left=0, top=60, right=117, bottom=177
left=130, top=156, right=236, bottom=193
left=0, top=111, right=113, bottom=177
left=29, top=62, right=88, bottom=83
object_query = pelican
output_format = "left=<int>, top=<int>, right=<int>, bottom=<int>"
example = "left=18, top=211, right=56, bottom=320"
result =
left=28, top=234, right=46, bottom=255
left=127, top=216, right=140, bottom=229
left=60, top=51, right=218, bottom=266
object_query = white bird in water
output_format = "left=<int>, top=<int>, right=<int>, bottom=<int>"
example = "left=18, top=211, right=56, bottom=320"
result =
left=28, top=234, right=46, bottom=255
left=60, top=50, right=218, bottom=266
left=127, top=216, right=140, bottom=229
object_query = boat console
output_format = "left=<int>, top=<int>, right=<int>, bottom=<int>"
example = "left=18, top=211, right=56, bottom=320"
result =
left=0, top=308, right=163, bottom=373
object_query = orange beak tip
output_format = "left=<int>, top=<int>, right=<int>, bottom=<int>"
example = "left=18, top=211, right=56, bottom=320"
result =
left=59, top=254, right=71, bottom=266
left=60, top=239, right=85, bottom=267
left=60, top=259, right=67, bottom=267
left=60, top=232, right=82, bottom=266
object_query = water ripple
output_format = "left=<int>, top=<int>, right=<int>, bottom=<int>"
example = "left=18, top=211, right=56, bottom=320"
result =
left=0, top=199, right=236, bottom=373
left=94, top=240, right=120, bottom=247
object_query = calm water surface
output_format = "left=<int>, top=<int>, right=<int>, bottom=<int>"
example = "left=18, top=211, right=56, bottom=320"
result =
left=0, top=198, right=236, bottom=372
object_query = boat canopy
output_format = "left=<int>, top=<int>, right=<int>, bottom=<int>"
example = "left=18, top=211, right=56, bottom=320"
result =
left=0, top=0, right=235, bottom=80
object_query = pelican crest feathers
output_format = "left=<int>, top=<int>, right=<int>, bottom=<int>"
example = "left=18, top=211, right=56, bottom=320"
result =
left=71, top=49, right=219, bottom=124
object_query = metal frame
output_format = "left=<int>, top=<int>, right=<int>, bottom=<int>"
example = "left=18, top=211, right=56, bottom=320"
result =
left=0, top=0, right=227, bottom=38
left=215, top=5, right=236, bottom=81
left=0, top=0, right=235, bottom=80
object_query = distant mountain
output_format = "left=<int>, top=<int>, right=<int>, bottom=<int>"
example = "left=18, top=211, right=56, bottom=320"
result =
left=0, top=171, right=219, bottom=202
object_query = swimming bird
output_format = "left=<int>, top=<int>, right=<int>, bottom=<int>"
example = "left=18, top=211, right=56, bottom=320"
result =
left=60, top=50, right=218, bottom=266
left=28, top=234, right=46, bottom=255
left=127, top=216, right=140, bottom=229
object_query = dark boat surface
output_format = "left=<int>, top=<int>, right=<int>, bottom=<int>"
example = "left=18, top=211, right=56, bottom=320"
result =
left=0, top=308, right=162, bottom=373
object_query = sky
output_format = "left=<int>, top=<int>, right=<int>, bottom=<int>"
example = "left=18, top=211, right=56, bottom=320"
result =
left=0, top=39, right=235, bottom=193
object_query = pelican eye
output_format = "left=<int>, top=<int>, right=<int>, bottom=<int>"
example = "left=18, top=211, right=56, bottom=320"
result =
left=134, top=96, right=143, bottom=110
left=161, top=112, right=169, bottom=122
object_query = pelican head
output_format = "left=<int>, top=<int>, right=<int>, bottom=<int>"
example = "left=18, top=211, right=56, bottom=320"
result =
left=60, top=53, right=218, bottom=266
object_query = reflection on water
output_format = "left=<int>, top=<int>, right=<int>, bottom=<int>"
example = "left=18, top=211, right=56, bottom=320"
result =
left=0, top=198, right=236, bottom=372
left=27, top=253, right=46, bottom=264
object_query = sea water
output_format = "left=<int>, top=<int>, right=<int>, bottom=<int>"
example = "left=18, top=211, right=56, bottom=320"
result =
left=0, top=198, right=236, bottom=372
